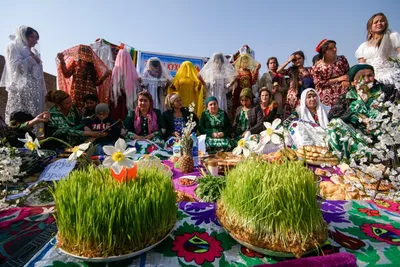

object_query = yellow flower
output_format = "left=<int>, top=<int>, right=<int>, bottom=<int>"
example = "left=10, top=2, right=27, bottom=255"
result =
left=18, top=132, right=44, bottom=157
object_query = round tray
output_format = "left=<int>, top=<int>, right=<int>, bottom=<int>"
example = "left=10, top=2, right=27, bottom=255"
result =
left=226, top=228, right=327, bottom=258
left=57, top=227, right=174, bottom=263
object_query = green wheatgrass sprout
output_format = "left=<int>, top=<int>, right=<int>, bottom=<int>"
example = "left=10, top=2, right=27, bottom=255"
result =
left=51, top=165, right=177, bottom=258
left=218, top=159, right=327, bottom=258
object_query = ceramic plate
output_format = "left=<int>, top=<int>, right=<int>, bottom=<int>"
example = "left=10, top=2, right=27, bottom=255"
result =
left=57, top=227, right=174, bottom=263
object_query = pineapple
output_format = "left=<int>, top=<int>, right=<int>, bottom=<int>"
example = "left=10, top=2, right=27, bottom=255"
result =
left=179, top=135, right=194, bottom=173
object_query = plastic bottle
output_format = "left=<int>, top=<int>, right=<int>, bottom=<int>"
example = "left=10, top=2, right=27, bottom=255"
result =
left=191, top=133, right=199, bottom=166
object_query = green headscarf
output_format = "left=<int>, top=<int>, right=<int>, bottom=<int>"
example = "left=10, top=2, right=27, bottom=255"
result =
left=205, top=96, right=218, bottom=106
left=349, top=64, right=374, bottom=82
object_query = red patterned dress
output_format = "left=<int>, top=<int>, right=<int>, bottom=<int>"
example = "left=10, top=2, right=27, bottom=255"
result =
left=312, top=55, right=350, bottom=106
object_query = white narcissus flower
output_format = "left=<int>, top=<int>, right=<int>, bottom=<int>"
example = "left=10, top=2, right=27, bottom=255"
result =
left=18, top=132, right=44, bottom=157
left=188, top=102, right=195, bottom=113
left=102, top=138, right=137, bottom=174
left=260, top=119, right=284, bottom=145
left=232, top=131, right=257, bottom=157
left=67, top=142, right=91, bottom=162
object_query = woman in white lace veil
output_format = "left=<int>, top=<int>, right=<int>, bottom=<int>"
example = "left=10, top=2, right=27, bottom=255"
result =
left=356, top=13, right=400, bottom=90
left=198, top=53, right=236, bottom=113
left=0, top=26, right=46, bottom=126
left=140, top=57, right=172, bottom=112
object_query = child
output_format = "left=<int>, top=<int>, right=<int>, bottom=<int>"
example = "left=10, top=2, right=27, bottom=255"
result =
left=297, top=68, right=315, bottom=99
left=232, top=88, right=253, bottom=140
left=82, top=93, right=99, bottom=118
left=84, top=104, right=120, bottom=153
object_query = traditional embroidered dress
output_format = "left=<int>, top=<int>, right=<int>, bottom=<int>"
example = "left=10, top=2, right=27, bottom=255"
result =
left=57, top=45, right=111, bottom=110
left=46, top=105, right=86, bottom=146
left=283, top=88, right=331, bottom=149
left=199, top=109, right=234, bottom=153
left=312, top=55, right=350, bottom=106
left=124, top=108, right=165, bottom=147
left=328, top=83, right=384, bottom=159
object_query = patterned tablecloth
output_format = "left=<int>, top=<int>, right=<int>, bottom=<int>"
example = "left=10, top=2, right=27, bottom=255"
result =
left=25, top=199, right=400, bottom=267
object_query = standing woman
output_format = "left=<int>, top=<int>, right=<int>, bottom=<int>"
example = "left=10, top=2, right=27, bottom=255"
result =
left=277, top=51, right=313, bottom=118
left=198, top=53, right=236, bottom=113
left=312, top=39, right=350, bottom=106
left=57, top=45, right=111, bottom=111
left=257, top=57, right=287, bottom=117
left=140, top=57, right=172, bottom=112
left=356, top=13, right=400, bottom=90
left=0, top=26, right=46, bottom=125
left=168, top=61, right=203, bottom=117
left=232, top=54, right=261, bottom=118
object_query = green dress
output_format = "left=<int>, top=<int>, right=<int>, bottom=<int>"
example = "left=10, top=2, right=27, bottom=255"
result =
left=233, top=106, right=250, bottom=141
left=46, top=105, right=86, bottom=147
left=199, top=109, right=234, bottom=153
left=328, top=85, right=383, bottom=160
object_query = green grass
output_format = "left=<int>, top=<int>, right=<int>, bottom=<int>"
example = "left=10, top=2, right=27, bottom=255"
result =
left=220, top=159, right=326, bottom=250
left=51, top=165, right=177, bottom=257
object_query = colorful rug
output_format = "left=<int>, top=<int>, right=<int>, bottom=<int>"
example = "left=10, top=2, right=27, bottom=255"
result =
left=0, top=206, right=56, bottom=266
left=25, top=200, right=400, bottom=266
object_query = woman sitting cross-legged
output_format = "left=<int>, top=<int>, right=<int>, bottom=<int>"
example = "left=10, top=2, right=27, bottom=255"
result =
left=124, top=90, right=166, bottom=148
left=283, top=88, right=331, bottom=149
left=46, top=90, right=102, bottom=148
left=163, top=93, right=198, bottom=142
left=328, top=64, right=395, bottom=159
left=247, top=87, right=278, bottom=135
left=199, top=96, right=234, bottom=153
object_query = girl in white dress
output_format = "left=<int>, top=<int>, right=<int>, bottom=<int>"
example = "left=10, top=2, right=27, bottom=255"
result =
left=355, top=13, right=400, bottom=89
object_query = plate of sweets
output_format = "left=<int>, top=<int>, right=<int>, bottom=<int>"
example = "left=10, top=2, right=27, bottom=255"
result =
left=178, top=175, right=197, bottom=187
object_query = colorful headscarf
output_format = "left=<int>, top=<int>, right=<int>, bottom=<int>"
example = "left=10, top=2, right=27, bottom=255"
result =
left=233, top=54, right=259, bottom=71
left=165, top=93, right=180, bottom=110
left=57, top=44, right=111, bottom=103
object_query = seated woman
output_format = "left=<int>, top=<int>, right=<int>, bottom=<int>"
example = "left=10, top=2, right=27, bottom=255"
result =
left=199, top=96, right=234, bottom=153
left=328, top=64, right=393, bottom=159
left=124, top=91, right=166, bottom=148
left=163, top=93, right=198, bottom=142
left=283, top=88, right=331, bottom=149
left=1, top=112, right=49, bottom=147
left=232, top=88, right=253, bottom=140
left=247, top=87, right=278, bottom=135
left=46, top=90, right=103, bottom=148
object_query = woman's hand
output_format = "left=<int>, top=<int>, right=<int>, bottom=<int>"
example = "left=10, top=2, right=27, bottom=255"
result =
left=57, top=53, right=64, bottom=62
left=173, top=131, right=180, bottom=138
left=337, top=75, right=349, bottom=82
left=287, top=54, right=295, bottom=63
left=31, top=112, right=50, bottom=125
left=144, top=133, right=155, bottom=140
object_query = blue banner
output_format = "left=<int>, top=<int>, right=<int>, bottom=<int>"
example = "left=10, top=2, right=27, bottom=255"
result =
left=137, top=51, right=206, bottom=77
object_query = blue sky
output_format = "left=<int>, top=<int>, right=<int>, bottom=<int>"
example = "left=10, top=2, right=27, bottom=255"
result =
left=1, top=0, right=399, bottom=77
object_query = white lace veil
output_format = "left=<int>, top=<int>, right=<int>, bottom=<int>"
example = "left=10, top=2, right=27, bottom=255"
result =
left=140, top=57, right=172, bottom=80
left=378, top=29, right=394, bottom=59
left=199, top=52, right=236, bottom=83
left=0, top=25, right=42, bottom=88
